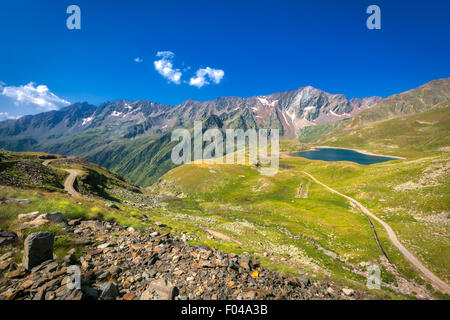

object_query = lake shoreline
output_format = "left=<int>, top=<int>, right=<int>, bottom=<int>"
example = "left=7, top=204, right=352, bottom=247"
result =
left=295, top=146, right=406, bottom=160
left=288, top=146, right=407, bottom=160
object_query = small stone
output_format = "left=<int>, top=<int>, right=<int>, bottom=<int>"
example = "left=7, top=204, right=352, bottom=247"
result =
left=141, top=279, right=177, bottom=300
left=295, top=277, right=311, bottom=287
left=1, top=198, right=30, bottom=204
left=45, top=261, right=59, bottom=273
left=0, top=251, right=13, bottom=261
left=99, top=282, right=119, bottom=299
left=239, top=257, right=251, bottom=270
left=45, top=291, right=56, bottom=300
left=97, top=243, right=111, bottom=249
left=155, top=222, right=167, bottom=228
left=87, top=249, right=103, bottom=256
left=0, top=260, right=11, bottom=271
left=82, top=270, right=97, bottom=285
left=80, top=258, right=91, bottom=271
left=67, top=289, right=83, bottom=300
left=108, top=266, right=122, bottom=276
left=342, top=288, right=354, bottom=296
left=44, top=212, right=64, bottom=223
left=123, top=292, right=136, bottom=300
left=0, top=229, right=18, bottom=246
left=21, top=280, right=34, bottom=289
left=97, top=271, right=111, bottom=280
left=242, top=290, right=257, bottom=300
left=33, top=286, right=46, bottom=300
left=63, top=254, right=76, bottom=265
left=5, top=268, right=25, bottom=279
left=68, top=218, right=81, bottom=226
left=107, top=202, right=119, bottom=209
left=30, top=259, right=53, bottom=273
left=82, top=286, right=99, bottom=299
left=22, top=216, right=49, bottom=229
left=17, top=212, right=41, bottom=222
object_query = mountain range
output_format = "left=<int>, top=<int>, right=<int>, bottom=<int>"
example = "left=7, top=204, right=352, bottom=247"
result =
left=0, top=85, right=382, bottom=142
left=0, top=79, right=448, bottom=185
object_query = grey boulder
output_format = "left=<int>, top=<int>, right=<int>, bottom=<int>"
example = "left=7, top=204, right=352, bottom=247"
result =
left=22, top=232, right=54, bottom=270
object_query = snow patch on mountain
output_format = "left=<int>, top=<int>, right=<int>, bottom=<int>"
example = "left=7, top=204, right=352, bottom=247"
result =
left=81, top=117, right=94, bottom=126
left=111, top=111, right=123, bottom=117
left=329, top=110, right=339, bottom=117
left=257, top=97, right=269, bottom=105
left=257, top=97, right=278, bottom=107
left=280, top=111, right=289, bottom=124
left=329, top=110, right=351, bottom=117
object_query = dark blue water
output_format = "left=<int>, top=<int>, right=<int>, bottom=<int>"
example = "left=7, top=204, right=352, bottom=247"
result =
left=291, top=148, right=398, bottom=165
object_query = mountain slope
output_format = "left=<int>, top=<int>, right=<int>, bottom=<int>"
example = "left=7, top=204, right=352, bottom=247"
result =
left=319, top=103, right=450, bottom=157
left=150, top=150, right=449, bottom=298
left=0, top=85, right=381, bottom=144
left=0, top=79, right=448, bottom=185
left=299, top=79, right=450, bottom=154
left=343, top=78, right=450, bottom=128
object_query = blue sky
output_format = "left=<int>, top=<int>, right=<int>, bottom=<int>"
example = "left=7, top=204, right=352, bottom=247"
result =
left=0, top=0, right=449, bottom=119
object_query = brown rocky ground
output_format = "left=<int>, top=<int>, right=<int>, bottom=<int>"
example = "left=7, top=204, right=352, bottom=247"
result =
left=0, top=217, right=371, bottom=300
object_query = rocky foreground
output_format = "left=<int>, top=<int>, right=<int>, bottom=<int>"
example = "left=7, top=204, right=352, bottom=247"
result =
left=0, top=216, right=368, bottom=300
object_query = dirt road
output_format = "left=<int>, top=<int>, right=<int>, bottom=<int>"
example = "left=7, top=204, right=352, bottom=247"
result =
left=303, top=171, right=450, bottom=295
left=63, top=169, right=82, bottom=197
left=42, top=159, right=82, bottom=197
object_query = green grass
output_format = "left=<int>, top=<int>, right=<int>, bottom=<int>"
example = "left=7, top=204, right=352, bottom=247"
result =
left=297, top=155, right=450, bottom=283
left=298, top=121, right=342, bottom=143
left=316, top=105, right=450, bottom=158
left=143, top=141, right=449, bottom=299
left=143, top=162, right=399, bottom=297
left=2, top=116, right=449, bottom=300
left=0, top=187, right=106, bottom=230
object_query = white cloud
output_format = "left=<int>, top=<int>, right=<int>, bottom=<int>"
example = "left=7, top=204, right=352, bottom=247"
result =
left=189, top=67, right=225, bottom=88
left=134, top=57, right=143, bottom=63
left=153, top=51, right=182, bottom=84
left=0, top=112, right=20, bottom=121
left=1, top=82, right=70, bottom=111
left=153, top=51, right=225, bottom=87
left=0, top=112, right=9, bottom=120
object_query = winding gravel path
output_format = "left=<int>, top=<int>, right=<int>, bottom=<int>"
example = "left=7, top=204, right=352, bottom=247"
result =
left=63, top=169, right=82, bottom=197
left=42, top=159, right=82, bottom=197
left=302, top=171, right=450, bottom=295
